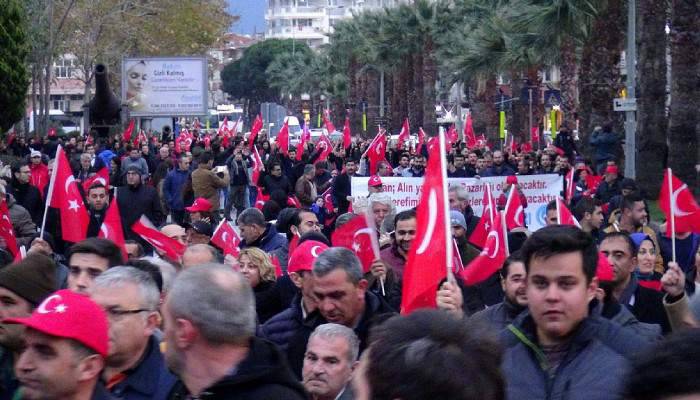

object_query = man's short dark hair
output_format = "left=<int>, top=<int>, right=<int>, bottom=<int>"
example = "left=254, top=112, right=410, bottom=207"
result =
left=367, top=310, right=504, bottom=400
left=11, top=160, right=28, bottom=175
left=546, top=199, right=557, bottom=213
left=500, top=251, right=524, bottom=280
left=573, top=197, right=601, bottom=221
left=394, top=209, right=417, bottom=227
left=237, top=208, right=266, bottom=227
left=87, top=182, right=107, bottom=194
left=66, top=238, right=123, bottom=267
left=123, top=239, right=144, bottom=258
left=625, top=330, right=700, bottom=400
left=621, top=193, right=645, bottom=212
left=601, top=231, right=636, bottom=255
left=519, top=225, right=598, bottom=283
left=292, top=208, right=315, bottom=228
left=198, top=151, right=213, bottom=164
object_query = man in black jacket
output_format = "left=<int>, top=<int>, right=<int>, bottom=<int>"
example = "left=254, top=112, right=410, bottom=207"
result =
left=331, top=159, right=358, bottom=215
left=7, top=161, right=44, bottom=226
left=600, top=232, right=670, bottom=333
left=117, top=165, right=164, bottom=246
left=164, top=264, right=306, bottom=400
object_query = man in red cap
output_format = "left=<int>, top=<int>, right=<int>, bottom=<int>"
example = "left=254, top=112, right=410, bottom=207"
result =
left=595, top=164, right=622, bottom=203
left=260, top=240, right=329, bottom=355
left=7, top=289, right=111, bottom=400
left=185, top=197, right=213, bottom=224
left=367, top=175, right=383, bottom=195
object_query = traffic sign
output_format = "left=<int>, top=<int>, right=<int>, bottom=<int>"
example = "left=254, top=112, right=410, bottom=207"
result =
left=613, top=98, right=637, bottom=111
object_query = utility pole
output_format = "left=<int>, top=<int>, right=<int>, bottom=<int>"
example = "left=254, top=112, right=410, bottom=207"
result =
left=624, top=0, right=637, bottom=178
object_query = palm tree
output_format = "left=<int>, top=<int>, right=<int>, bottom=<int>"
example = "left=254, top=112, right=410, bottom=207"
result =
left=636, top=0, right=668, bottom=196
left=668, top=0, right=700, bottom=187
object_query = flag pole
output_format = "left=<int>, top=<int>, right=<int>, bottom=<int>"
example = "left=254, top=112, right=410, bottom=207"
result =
left=501, top=210, right=510, bottom=256
left=668, top=168, right=676, bottom=263
left=438, top=130, right=455, bottom=283
left=40, top=145, right=62, bottom=239
left=556, top=197, right=562, bottom=225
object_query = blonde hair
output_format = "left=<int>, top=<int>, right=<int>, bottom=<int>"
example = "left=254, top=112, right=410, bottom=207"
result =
left=238, top=247, right=276, bottom=283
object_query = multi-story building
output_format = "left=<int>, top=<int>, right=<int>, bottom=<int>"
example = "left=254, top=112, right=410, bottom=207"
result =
left=208, top=33, right=259, bottom=107
left=265, top=0, right=405, bottom=49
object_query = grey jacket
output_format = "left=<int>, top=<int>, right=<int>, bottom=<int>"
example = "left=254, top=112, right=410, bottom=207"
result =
left=6, top=194, right=37, bottom=248
left=501, top=313, right=651, bottom=400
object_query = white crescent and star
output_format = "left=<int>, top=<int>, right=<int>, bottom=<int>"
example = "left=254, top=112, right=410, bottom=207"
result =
left=483, top=231, right=500, bottom=258
left=416, top=189, right=437, bottom=255
left=65, top=176, right=75, bottom=193
left=37, top=294, right=65, bottom=314
left=514, top=206, right=524, bottom=226
left=672, top=184, right=695, bottom=217
left=310, top=245, right=322, bottom=257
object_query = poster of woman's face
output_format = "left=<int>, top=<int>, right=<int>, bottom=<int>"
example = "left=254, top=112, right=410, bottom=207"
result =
left=125, top=60, right=148, bottom=111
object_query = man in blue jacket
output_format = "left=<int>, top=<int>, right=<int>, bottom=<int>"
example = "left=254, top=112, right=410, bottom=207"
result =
left=589, top=124, right=622, bottom=174
left=163, top=154, right=191, bottom=225
left=500, top=225, right=651, bottom=400
left=90, top=267, right=176, bottom=400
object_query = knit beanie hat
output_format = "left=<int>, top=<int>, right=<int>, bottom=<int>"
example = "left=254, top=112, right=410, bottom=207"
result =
left=0, top=253, right=57, bottom=306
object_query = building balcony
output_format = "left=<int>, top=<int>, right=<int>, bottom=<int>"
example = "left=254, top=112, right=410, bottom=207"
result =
left=266, top=6, right=325, bottom=19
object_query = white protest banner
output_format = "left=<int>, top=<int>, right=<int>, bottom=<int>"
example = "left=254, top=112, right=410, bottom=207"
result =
left=352, top=174, right=563, bottom=231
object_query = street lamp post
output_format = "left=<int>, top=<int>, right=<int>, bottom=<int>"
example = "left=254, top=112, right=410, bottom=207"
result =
left=624, top=0, right=637, bottom=179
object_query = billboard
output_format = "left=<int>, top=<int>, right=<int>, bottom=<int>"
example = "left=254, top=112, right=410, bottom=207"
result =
left=122, top=57, right=208, bottom=117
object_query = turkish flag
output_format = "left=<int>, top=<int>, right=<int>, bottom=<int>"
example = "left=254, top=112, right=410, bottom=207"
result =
left=297, top=124, right=311, bottom=161
left=504, top=188, right=525, bottom=230
left=0, top=201, right=19, bottom=258
left=211, top=220, right=241, bottom=257
left=248, top=114, right=263, bottom=150
left=521, top=142, right=533, bottom=153
left=469, top=184, right=496, bottom=248
left=564, top=168, right=575, bottom=203
left=397, top=118, right=410, bottom=150
left=401, top=132, right=451, bottom=314
left=287, top=196, right=301, bottom=208
left=271, top=255, right=283, bottom=278
left=277, top=119, right=290, bottom=155
left=446, top=124, right=459, bottom=147
left=82, top=167, right=110, bottom=192
left=123, top=119, right=135, bottom=142
left=416, top=127, right=426, bottom=154
left=323, top=110, right=336, bottom=134
left=255, top=187, right=269, bottom=210
left=366, top=133, right=387, bottom=175
left=464, top=114, right=477, bottom=149
left=452, top=238, right=464, bottom=276
left=316, top=134, right=333, bottom=161
left=331, top=214, right=378, bottom=273
left=531, top=125, right=540, bottom=143
left=459, top=211, right=507, bottom=285
left=659, top=169, right=700, bottom=234
left=322, top=187, right=334, bottom=213
left=251, top=146, right=264, bottom=185
left=342, top=117, right=352, bottom=149
left=218, top=116, right=229, bottom=138
left=46, top=145, right=88, bottom=243
left=131, top=215, right=186, bottom=261
left=476, top=134, right=487, bottom=148
left=98, top=198, right=127, bottom=260
left=557, top=197, right=580, bottom=227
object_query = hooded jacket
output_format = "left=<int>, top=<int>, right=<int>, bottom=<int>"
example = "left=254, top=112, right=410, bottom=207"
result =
left=500, top=313, right=651, bottom=400
left=240, top=223, right=286, bottom=253
left=167, top=337, right=307, bottom=400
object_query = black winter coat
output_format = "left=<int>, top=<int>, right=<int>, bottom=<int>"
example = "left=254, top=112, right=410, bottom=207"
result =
left=167, top=337, right=307, bottom=400
left=116, top=184, right=164, bottom=244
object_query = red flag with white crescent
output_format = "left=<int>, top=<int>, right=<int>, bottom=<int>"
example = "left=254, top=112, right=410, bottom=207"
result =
left=556, top=197, right=581, bottom=227
left=131, top=215, right=186, bottom=261
left=401, top=131, right=451, bottom=314
left=46, top=145, right=89, bottom=243
left=469, top=184, right=496, bottom=248
left=210, top=220, right=241, bottom=257
left=331, top=214, right=378, bottom=273
left=659, top=169, right=700, bottom=234
left=323, top=110, right=336, bottom=134
left=465, top=114, right=477, bottom=149
left=98, top=198, right=128, bottom=260
left=416, top=127, right=426, bottom=154
left=277, top=119, right=290, bottom=155
left=459, top=211, right=507, bottom=285
left=122, top=120, right=135, bottom=142
left=297, top=124, right=311, bottom=161
left=366, top=132, right=387, bottom=175
left=218, top=116, right=229, bottom=138
left=397, top=118, right=410, bottom=150
left=82, top=167, right=110, bottom=192
left=342, top=117, right=352, bottom=149
left=255, top=187, right=269, bottom=210
left=446, top=124, right=459, bottom=147
left=0, top=201, right=19, bottom=258
left=504, top=188, right=525, bottom=230
left=251, top=146, right=264, bottom=185
left=316, top=133, right=333, bottom=161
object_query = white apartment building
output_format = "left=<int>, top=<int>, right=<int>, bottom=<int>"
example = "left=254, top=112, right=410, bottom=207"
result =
left=265, top=0, right=405, bottom=49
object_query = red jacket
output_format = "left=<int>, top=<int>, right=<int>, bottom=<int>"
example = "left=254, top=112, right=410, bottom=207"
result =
left=29, top=162, right=49, bottom=197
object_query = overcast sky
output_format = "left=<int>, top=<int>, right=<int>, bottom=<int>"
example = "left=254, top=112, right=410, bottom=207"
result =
left=229, top=1, right=266, bottom=35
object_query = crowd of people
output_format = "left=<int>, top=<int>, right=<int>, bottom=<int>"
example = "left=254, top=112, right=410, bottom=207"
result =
left=0, top=121, right=697, bottom=400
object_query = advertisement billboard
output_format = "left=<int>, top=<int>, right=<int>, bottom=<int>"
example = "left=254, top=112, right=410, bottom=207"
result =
left=122, top=57, right=208, bottom=117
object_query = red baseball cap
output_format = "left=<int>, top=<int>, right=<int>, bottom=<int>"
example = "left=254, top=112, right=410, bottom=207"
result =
left=186, top=197, right=212, bottom=213
left=506, top=175, right=518, bottom=185
left=605, top=165, right=619, bottom=175
left=368, top=175, right=383, bottom=187
left=5, top=289, right=109, bottom=357
left=288, top=240, right=329, bottom=274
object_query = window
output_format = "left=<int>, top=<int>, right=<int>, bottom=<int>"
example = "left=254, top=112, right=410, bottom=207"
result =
left=50, top=95, right=70, bottom=111
left=54, top=57, right=74, bottom=79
